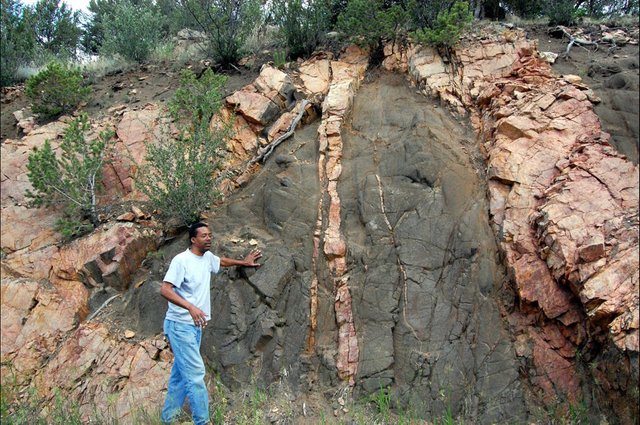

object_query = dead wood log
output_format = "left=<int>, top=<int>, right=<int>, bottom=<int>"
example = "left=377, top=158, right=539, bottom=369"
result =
left=553, top=26, right=598, bottom=57
left=250, top=99, right=310, bottom=164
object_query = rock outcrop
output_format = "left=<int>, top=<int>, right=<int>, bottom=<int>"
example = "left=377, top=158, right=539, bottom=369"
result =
left=2, top=25, right=638, bottom=424
left=385, top=25, right=638, bottom=421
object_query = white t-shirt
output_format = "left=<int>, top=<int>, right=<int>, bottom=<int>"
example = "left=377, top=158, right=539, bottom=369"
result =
left=163, top=249, right=221, bottom=324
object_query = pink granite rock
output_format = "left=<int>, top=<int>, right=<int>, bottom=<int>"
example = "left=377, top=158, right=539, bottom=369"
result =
left=33, top=322, right=171, bottom=423
left=297, top=56, right=331, bottom=96
left=396, top=28, right=639, bottom=409
left=1, top=278, right=88, bottom=383
left=52, top=222, right=162, bottom=290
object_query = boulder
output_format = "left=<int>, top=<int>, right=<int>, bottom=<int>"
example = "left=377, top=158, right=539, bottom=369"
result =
left=53, top=222, right=162, bottom=291
left=297, top=57, right=331, bottom=96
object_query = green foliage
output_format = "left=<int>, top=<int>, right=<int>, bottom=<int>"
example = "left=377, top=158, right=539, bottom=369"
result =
left=406, top=0, right=451, bottom=30
left=136, top=69, right=229, bottom=226
left=0, top=0, right=36, bottom=86
left=410, top=1, right=473, bottom=49
left=168, top=68, right=227, bottom=130
left=25, top=62, right=91, bottom=118
left=273, top=49, right=287, bottom=68
left=81, top=0, right=113, bottom=55
left=83, top=0, right=171, bottom=55
left=100, top=0, right=163, bottom=62
left=501, top=0, right=545, bottom=18
left=182, top=0, right=262, bottom=67
left=156, top=0, right=200, bottom=37
left=271, top=0, right=332, bottom=59
left=546, top=0, right=579, bottom=25
left=337, top=0, right=408, bottom=47
left=23, top=0, right=82, bottom=59
left=369, top=385, right=391, bottom=422
left=25, top=113, right=113, bottom=240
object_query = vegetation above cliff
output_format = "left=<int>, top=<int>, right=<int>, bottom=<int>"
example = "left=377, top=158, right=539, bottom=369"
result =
left=2, top=0, right=638, bottom=86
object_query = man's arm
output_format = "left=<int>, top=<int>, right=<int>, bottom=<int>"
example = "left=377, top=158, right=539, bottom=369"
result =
left=220, top=249, right=262, bottom=268
left=160, top=282, right=208, bottom=327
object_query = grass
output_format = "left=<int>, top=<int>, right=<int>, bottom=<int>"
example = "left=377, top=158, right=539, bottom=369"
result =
left=2, top=378, right=611, bottom=425
left=369, top=385, right=392, bottom=422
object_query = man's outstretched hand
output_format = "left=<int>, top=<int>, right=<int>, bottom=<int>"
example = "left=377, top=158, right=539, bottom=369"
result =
left=244, top=249, right=262, bottom=267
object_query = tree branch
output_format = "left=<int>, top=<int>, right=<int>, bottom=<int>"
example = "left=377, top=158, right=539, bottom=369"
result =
left=250, top=99, right=310, bottom=165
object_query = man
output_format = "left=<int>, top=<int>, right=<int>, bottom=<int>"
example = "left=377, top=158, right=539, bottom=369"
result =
left=160, top=222, right=261, bottom=425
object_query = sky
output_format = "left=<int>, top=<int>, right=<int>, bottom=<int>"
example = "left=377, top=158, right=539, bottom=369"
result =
left=20, top=0, right=91, bottom=13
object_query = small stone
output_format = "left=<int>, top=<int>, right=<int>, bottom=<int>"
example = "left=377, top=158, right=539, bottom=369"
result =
left=124, top=330, right=135, bottom=339
left=131, top=205, right=146, bottom=219
left=249, top=239, right=259, bottom=246
left=562, top=74, right=582, bottom=84
left=117, top=212, right=136, bottom=222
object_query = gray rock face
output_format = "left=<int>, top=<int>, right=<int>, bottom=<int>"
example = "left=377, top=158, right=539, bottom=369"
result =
left=201, top=121, right=321, bottom=389
left=187, top=73, right=526, bottom=422
left=341, top=74, right=526, bottom=422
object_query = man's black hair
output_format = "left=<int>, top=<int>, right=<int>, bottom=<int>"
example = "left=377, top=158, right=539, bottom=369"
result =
left=189, top=222, right=209, bottom=241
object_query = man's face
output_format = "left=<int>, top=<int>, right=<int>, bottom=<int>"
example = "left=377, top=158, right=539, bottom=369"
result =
left=191, top=226, right=212, bottom=251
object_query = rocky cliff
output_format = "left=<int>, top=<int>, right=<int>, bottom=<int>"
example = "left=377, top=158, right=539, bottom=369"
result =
left=1, top=25, right=638, bottom=424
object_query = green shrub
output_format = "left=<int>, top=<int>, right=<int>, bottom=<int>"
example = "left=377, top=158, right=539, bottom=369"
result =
left=136, top=69, right=230, bottom=225
left=26, top=113, right=113, bottom=241
left=502, top=0, right=546, bottom=18
left=337, top=0, right=408, bottom=47
left=1, top=0, right=37, bottom=86
left=546, top=0, right=578, bottom=26
left=410, top=1, right=473, bottom=49
left=273, top=49, right=287, bottom=68
left=23, top=0, right=82, bottom=60
left=272, top=0, right=331, bottom=59
left=100, top=0, right=163, bottom=62
left=25, top=62, right=90, bottom=118
left=181, top=0, right=262, bottom=67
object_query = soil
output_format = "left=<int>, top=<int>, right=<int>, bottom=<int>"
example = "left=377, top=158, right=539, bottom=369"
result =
left=2, top=25, right=638, bottom=163
left=0, top=59, right=258, bottom=142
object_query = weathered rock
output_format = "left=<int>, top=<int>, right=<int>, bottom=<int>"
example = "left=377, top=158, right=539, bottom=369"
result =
left=214, top=108, right=261, bottom=160
left=382, top=41, right=408, bottom=73
left=253, top=65, right=296, bottom=108
left=226, top=66, right=295, bottom=126
left=1, top=278, right=88, bottom=383
left=32, top=322, right=171, bottom=424
left=105, top=104, right=162, bottom=199
left=226, top=86, right=280, bottom=126
left=297, top=56, right=331, bottom=96
left=248, top=252, right=295, bottom=308
left=313, top=51, right=368, bottom=386
left=53, top=222, right=162, bottom=290
left=1, top=204, right=62, bottom=253
left=399, top=28, right=638, bottom=420
left=0, top=121, right=67, bottom=206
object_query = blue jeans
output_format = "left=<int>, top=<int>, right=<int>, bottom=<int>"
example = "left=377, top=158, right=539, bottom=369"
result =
left=162, top=319, right=209, bottom=425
